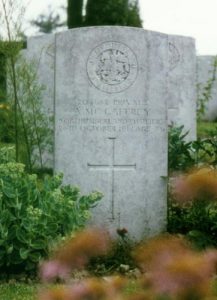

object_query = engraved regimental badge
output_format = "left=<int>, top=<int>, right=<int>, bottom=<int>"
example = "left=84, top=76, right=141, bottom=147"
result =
left=87, top=41, right=138, bottom=93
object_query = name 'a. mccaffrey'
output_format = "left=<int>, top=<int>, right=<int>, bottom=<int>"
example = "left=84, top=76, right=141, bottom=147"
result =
left=55, top=27, right=168, bottom=241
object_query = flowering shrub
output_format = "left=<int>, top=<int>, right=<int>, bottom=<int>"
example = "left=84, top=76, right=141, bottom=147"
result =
left=168, top=167, right=217, bottom=248
left=39, top=276, right=128, bottom=300
left=134, top=235, right=217, bottom=300
left=0, top=161, right=102, bottom=272
left=38, top=229, right=217, bottom=300
left=40, top=228, right=111, bottom=282
left=171, top=167, right=217, bottom=204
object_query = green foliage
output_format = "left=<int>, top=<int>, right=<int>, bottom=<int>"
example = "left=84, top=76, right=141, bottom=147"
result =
left=168, top=124, right=217, bottom=248
left=37, top=0, right=143, bottom=30
left=168, top=167, right=217, bottom=249
left=67, top=0, right=83, bottom=29
left=168, top=199, right=217, bottom=249
left=168, top=126, right=194, bottom=171
left=197, top=56, right=217, bottom=121
left=0, top=145, right=15, bottom=164
left=0, top=1, right=52, bottom=172
left=193, top=127, right=217, bottom=167
left=0, top=52, right=6, bottom=101
left=169, top=125, right=217, bottom=171
left=31, top=6, right=65, bottom=34
left=0, top=41, right=25, bottom=109
left=85, top=0, right=142, bottom=27
left=85, top=0, right=128, bottom=26
left=0, top=159, right=102, bottom=272
left=0, top=104, right=14, bottom=143
left=197, top=121, right=217, bottom=138
left=6, top=55, right=54, bottom=171
left=66, top=0, right=143, bottom=28
left=199, top=137, right=217, bottom=166
left=0, top=41, right=25, bottom=161
left=127, top=1, right=143, bottom=27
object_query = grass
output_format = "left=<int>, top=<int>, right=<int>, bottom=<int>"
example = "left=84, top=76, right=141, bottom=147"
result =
left=197, top=121, right=217, bottom=138
left=0, top=281, right=140, bottom=300
left=0, top=283, right=38, bottom=300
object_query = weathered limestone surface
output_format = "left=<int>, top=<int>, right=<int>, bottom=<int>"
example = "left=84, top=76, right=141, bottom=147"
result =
left=168, top=35, right=197, bottom=141
left=27, top=34, right=55, bottom=117
left=54, top=27, right=168, bottom=240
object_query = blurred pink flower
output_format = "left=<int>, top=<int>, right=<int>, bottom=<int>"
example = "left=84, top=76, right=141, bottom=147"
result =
left=39, top=260, right=70, bottom=282
left=171, top=168, right=217, bottom=205
left=135, top=235, right=217, bottom=299
left=171, top=176, right=194, bottom=204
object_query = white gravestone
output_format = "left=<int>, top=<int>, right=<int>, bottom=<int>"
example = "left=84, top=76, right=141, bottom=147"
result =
left=197, top=55, right=217, bottom=121
left=23, top=32, right=197, bottom=150
left=54, top=27, right=168, bottom=240
left=168, top=35, right=197, bottom=141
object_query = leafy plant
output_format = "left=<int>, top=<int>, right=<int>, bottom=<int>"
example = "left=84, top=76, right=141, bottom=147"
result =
left=0, top=158, right=102, bottom=273
left=0, top=0, right=27, bottom=162
left=0, top=1, right=53, bottom=172
left=169, top=125, right=217, bottom=171
left=197, top=56, right=217, bottom=121
left=168, top=201, right=217, bottom=249
left=7, top=56, right=54, bottom=170
left=168, top=125, right=194, bottom=172
left=30, top=5, right=65, bottom=34
left=0, top=103, right=14, bottom=143
left=168, top=167, right=217, bottom=249
left=0, top=145, right=15, bottom=163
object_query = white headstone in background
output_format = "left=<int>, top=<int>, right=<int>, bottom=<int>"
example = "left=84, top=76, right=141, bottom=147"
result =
left=168, top=35, right=197, bottom=140
left=54, top=27, right=168, bottom=240
left=24, top=34, right=55, bottom=168
left=197, top=55, right=217, bottom=121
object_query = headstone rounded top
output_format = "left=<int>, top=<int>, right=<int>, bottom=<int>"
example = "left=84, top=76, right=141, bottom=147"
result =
left=87, top=41, right=138, bottom=93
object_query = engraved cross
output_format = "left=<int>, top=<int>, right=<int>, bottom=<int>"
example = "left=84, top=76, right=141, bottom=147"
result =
left=87, top=137, right=136, bottom=220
